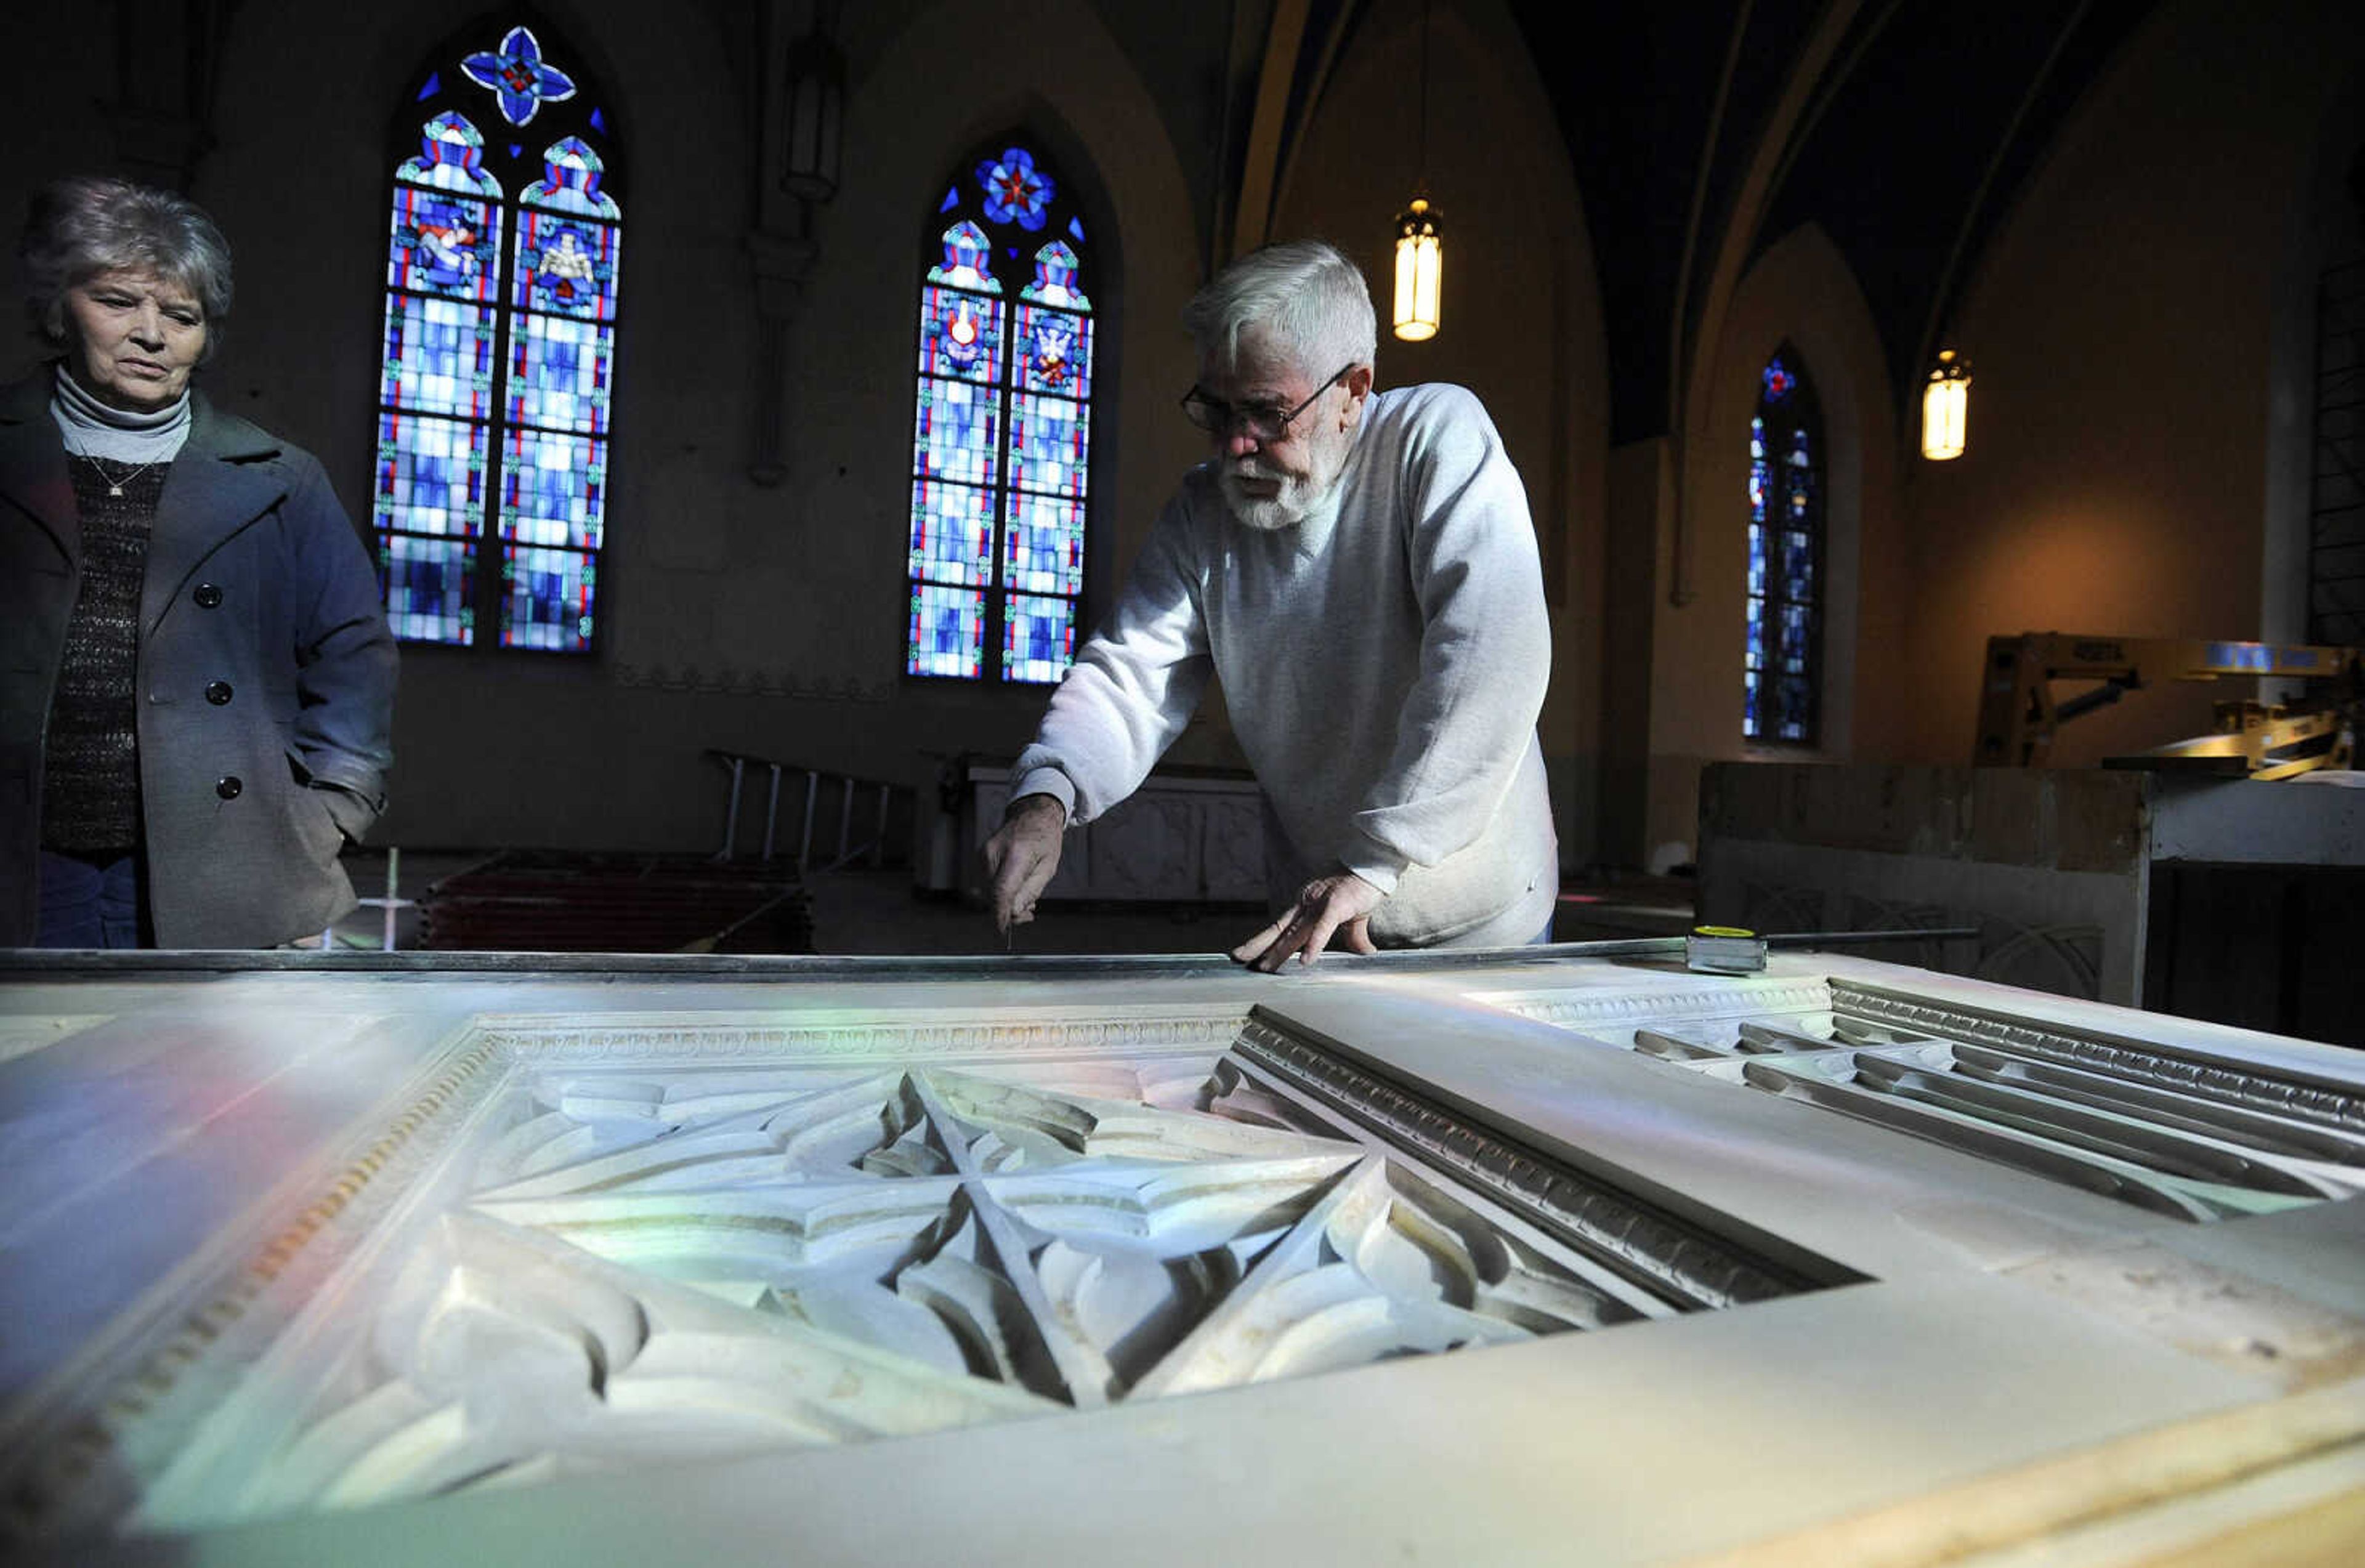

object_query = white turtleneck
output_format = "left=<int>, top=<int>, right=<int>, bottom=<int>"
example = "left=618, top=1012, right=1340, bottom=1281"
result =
left=50, top=363, right=193, bottom=465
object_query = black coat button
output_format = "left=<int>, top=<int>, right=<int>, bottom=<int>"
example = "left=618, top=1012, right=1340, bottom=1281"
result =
left=216, top=776, right=242, bottom=800
left=206, top=681, right=233, bottom=705
left=194, top=583, right=223, bottom=608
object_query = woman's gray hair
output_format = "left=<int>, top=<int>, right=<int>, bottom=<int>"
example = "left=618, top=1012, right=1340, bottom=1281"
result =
left=19, top=176, right=235, bottom=362
left=1182, top=240, right=1376, bottom=378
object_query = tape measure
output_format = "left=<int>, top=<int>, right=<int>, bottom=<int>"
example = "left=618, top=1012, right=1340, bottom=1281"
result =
left=1685, top=924, right=1767, bottom=974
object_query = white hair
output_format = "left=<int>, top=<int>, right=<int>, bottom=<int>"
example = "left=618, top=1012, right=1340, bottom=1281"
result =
left=1181, top=240, right=1376, bottom=378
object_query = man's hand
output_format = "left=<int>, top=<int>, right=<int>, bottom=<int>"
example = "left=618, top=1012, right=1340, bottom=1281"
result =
left=1231, top=869, right=1385, bottom=972
left=984, top=793, right=1067, bottom=933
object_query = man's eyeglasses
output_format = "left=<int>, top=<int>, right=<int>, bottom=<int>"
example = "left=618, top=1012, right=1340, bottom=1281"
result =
left=1180, top=362, right=1355, bottom=442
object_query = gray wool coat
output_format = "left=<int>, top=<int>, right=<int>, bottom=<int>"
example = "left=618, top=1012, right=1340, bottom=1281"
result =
left=0, top=373, right=397, bottom=948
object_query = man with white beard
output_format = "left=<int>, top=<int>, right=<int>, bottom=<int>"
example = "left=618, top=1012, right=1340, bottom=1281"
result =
left=984, top=240, right=1557, bottom=969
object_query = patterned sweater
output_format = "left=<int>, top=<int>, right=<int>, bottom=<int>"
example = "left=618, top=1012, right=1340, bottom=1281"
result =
left=42, top=459, right=170, bottom=859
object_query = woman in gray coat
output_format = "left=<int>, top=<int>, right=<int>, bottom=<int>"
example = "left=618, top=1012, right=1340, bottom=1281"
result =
left=1, top=177, right=397, bottom=948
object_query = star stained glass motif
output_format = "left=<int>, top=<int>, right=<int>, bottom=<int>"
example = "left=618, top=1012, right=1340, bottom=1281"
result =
left=976, top=147, right=1053, bottom=231
left=908, top=139, right=1098, bottom=681
left=374, top=26, right=620, bottom=652
left=1742, top=350, right=1822, bottom=744
left=461, top=25, right=578, bottom=128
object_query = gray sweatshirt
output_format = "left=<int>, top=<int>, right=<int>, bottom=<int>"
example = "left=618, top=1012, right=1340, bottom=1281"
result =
left=1013, top=382, right=1557, bottom=947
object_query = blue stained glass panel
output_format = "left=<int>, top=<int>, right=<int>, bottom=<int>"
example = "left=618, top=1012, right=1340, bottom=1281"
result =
left=380, top=533, right=475, bottom=645
left=913, top=380, right=1000, bottom=487
left=1777, top=676, right=1812, bottom=741
left=1003, top=593, right=1076, bottom=683
left=1014, top=304, right=1092, bottom=398
left=521, top=137, right=618, bottom=218
left=510, top=211, right=620, bottom=320
left=1782, top=531, right=1814, bottom=601
left=381, top=294, right=495, bottom=419
left=395, top=112, right=502, bottom=197
left=1746, top=520, right=1766, bottom=599
left=376, top=411, right=487, bottom=538
left=1018, top=246, right=1091, bottom=313
left=1003, top=493, right=1085, bottom=596
left=497, top=427, right=606, bottom=550
left=918, top=287, right=1003, bottom=382
left=388, top=187, right=503, bottom=302
left=908, top=479, right=995, bottom=587
left=1748, top=418, right=1768, bottom=522
left=1743, top=669, right=1761, bottom=737
left=1006, top=393, right=1088, bottom=498
left=908, top=584, right=984, bottom=677
left=507, top=314, right=614, bottom=435
left=1779, top=604, right=1813, bottom=673
left=501, top=544, right=596, bottom=651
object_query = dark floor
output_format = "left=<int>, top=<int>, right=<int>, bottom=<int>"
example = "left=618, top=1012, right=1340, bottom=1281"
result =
left=323, top=848, right=1697, bottom=956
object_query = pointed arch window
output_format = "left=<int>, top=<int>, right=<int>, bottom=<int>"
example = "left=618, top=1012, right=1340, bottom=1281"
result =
left=907, top=142, right=1098, bottom=682
left=1744, top=351, right=1823, bottom=743
left=373, top=23, right=623, bottom=653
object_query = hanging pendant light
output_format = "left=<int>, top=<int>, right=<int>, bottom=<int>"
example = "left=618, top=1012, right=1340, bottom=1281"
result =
left=1393, top=197, right=1442, bottom=341
left=780, top=13, right=846, bottom=202
left=1922, top=349, right=1971, bottom=460
left=1391, top=0, right=1441, bottom=342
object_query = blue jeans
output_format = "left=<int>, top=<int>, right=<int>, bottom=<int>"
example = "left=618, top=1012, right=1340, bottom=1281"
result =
left=36, top=851, right=148, bottom=948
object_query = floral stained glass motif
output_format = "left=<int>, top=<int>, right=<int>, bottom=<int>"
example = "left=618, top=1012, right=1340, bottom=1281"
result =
left=374, top=25, right=620, bottom=652
left=1742, top=351, right=1822, bottom=744
left=976, top=148, right=1053, bottom=230
left=461, top=25, right=578, bottom=127
left=907, top=142, right=1097, bottom=682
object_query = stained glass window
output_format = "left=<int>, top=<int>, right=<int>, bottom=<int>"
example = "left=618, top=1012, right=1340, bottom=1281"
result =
left=375, top=26, right=621, bottom=652
left=1742, top=350, right=1823, bottom=743
left=907, top=142, right=1098, bottom=682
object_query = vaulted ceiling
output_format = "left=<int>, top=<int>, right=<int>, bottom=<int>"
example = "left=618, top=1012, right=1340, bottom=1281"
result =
left=1208, top=0, right=2167, bottom=444
left=1511, top=0, right=2163, bottom=443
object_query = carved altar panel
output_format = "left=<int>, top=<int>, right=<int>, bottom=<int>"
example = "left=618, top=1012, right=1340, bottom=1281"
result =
left=6, top=953, right=2362, bottom=1566
left=1491, top=975, right=2365, bottom=1224
left=27, top=1021, right=1811, bottom=1537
